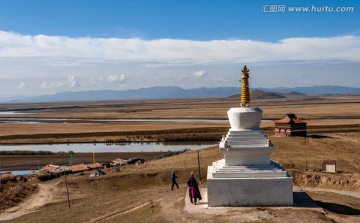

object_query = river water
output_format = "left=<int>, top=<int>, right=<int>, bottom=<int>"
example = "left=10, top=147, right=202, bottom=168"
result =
left=0, top=111, right=359, bottom=123
left=0, top=142, right=218, bottom=153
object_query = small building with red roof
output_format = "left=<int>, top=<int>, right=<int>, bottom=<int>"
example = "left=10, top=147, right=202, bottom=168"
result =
left=84, top=163, right=102, bottom=170
left=0, top=172, right=16, bottom=182
left=41, top=164, right=60, bottom=172
left=322, top=160, right=336, bottom=173
left=273, top=113, right=307, bottom=137
left=110, top=158, right=126, bottom=166
left=67, top=164, right=88, bottom=173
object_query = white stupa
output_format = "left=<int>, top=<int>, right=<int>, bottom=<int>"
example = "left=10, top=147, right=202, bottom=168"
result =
left=207, top=66, right=293, bottom=206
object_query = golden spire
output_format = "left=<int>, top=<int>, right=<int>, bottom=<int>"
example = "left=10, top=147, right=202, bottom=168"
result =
left=240, top=65, right=250, bottom=107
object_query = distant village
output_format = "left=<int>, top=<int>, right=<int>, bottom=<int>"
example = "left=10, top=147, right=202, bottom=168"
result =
left=1, top=157, right=143, bottom=183
left=0, top=149, right=191, bottom=184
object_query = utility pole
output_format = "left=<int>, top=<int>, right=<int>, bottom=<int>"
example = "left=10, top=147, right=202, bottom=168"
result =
left=93, top=150, right=96, bottom=163
left=64, top=166, right=71, bottom=209
left=0, top=162, right=2, bottom=192
left=197, top=150, right=201, bottom=182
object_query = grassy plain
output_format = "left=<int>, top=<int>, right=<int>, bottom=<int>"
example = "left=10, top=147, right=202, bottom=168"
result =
left=0, top=95, right=359, bottom=222
left=0, top=96, right=359, bottom=144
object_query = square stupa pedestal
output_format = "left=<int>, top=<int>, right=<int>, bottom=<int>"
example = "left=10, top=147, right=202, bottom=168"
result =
left=207, top=160, right=293, bottom=206
left=207, top=107, right=293, bottom=207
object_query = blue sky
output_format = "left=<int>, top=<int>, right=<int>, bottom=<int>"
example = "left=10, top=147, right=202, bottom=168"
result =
left=1, top=0, right=359, bottom=40
left=0, top=0, right=359, bottom=98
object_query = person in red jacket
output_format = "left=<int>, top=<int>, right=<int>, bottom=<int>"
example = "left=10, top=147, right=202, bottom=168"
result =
left=187, top=171, right=202, bottom=204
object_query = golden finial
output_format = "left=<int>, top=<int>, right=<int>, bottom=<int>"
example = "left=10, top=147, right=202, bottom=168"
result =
left=240, top=65, right=250, bottom=107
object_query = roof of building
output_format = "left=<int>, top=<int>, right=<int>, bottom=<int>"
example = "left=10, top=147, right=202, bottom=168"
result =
left=323, top=160, right=336, bottom=165
left=85, top=163, right=102, bottom=169
left=55, top=166, right=71, bottom=173
left=0, top=172, right=16, bottom=180
left=68, top=164, right=88, bottom=172
left=286, top=113, right=297, bottom=120
left=111, top=158, right=125, bottom=164
left=273, top=113, right=308, bottom=124
left=41, top=164, right=60, bottom=171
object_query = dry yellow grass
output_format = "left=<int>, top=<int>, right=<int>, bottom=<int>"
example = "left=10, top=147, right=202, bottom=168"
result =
left=0, top=96, right=359, bottom=144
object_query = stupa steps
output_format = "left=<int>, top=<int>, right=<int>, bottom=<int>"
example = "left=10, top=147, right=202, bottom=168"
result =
left=214, top=170, right=285, bottom=174
left=213, top=168, right=286, bottom=172
left=212, top=159, right=282, bottom=166
left=225, top=136, right=266, bottom=140
left=224, top=144, right=271, bottom=148
left=225, top=132, right=265, bottom=137
left=211, top=160, right=283, bottom=169
left=226, top=135, right=266, bottom=138
left=210, top=163, right=288, bottom=178
left=226, top=139, right=268, bottom=144
left=226, top=129, right=264, bottom=132
left=212, top=166, right=282, bottom=171
left=215, top=166, right=282, bottom=171
left=212, top=172, right=288, bottom=178
left=226, top=134, right=267, bottom=138
left=226, top=141, right=268, bottom=145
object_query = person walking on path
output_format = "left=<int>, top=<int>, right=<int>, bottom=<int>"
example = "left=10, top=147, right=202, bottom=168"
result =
left=187, top=171, right=202, bottom=204
left=171, top=171, right=179, bottom=190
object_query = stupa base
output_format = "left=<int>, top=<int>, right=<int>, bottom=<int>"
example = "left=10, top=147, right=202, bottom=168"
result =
left=207, top=160, right=293, bottom=207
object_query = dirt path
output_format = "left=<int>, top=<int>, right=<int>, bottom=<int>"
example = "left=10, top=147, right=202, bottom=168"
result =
left=87, top=199, right=163, bottom=223
left=295, top=186, right=360, bottom=199
left=297, top=186, right=360, bottom=223
left=0, top=183, right=56, bottom=221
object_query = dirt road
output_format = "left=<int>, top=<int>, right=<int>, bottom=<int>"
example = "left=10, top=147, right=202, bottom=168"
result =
left=0, top=183, right=55, bottom=221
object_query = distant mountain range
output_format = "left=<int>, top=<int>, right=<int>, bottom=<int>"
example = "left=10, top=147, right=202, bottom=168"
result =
left=258, top=86, right=360, bottom=95
left=228, top=89, right=288, bottom=100
left=4, top=85, right=360, bottom=103
left=22, top=86, right=239, bottom=102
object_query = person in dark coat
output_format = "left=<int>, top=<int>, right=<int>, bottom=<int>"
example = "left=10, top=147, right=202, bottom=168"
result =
left=187, top=171, right=202, bottom=204
left=171, top=171, right=179, bottom=190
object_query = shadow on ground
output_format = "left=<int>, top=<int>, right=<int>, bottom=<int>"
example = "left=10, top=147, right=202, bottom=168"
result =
left=316, top=201, right=360, bottom=215
left=307, top=135, right=333, bottom=139
left=293, top=192, right=319, bottom=208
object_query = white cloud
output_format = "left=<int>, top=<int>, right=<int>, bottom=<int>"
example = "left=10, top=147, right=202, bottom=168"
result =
left=1, top=31, right=360, bottom=96
left=68, top=75, right=81, bottom=87
left=106, top=74, right=118, bottom=82
left=0, top=31, right=359, bottom=64
left=119, top=74, right=126, bottom=82
left=193, top=70, right=207, bottom=78
left=95, top=74, right=127, bottom=83
left=41, top=81, right=63, bottom=89
left=106, top=74, right=127, bottom=83
left=17, top=82, right=27, bottom=89
left=177, top=75, right=188, bottom=81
